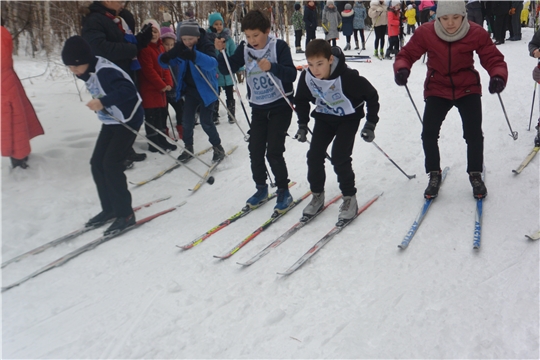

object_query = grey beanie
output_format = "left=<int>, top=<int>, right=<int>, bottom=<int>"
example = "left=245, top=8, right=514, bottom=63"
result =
left=178, top=20, right=200, bottom=37
left=436, top=1, right=467, bottom=18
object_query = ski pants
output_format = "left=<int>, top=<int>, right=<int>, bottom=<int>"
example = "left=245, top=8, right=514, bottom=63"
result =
left=374, top=25, right=386, bottom=51
left=249, top=105, right=292, bottom=190
left=307, top=117, right=361, bottom=196
left=90, top=123, right=138, bottom=217
left=182, top=86, right=221, bottom=147
left=144, top=107, right=167, bottom=144
left=422, top=94, right=483, bottom=174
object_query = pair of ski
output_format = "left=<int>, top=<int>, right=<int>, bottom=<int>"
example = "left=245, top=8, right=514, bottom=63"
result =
left=398, top=167, right=485, bottom=250
left=2, top=197, right=185, bottom=292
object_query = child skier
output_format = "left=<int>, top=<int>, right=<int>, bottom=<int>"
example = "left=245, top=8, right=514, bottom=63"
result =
left=215, top=9, right=297, bottom=213
left=341, top=4, right=355, bottom=51
left=394, top=1, right=508, bottom=199
left=294, top=39, right=380, bottom=224
left=322, top=0, right=342, bottom=47
left=352, top=1, right=367, bottom=50
left=292, top=3, right=305, bottom=53
left=385, top=1, right=401, bottom=59
left=159, top=20, right=225, bottom=163
left=405, top=4, right=417, bottom=34
left=62, top=36, right=143, bottom=235
left=368, top=0, right=388, bottom=59
left=207, top=12, right=238, bottom=125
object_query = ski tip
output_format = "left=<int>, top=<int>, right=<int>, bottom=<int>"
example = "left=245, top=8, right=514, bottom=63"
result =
left=276, top=271, right=290, bottom=276
left=473, top=245, right=480, bottom=250
left=397, top=243, right=408, bottom=250
left=512, top=169, right=520, bottom=175
left=236, top=261, right=250, bottom=266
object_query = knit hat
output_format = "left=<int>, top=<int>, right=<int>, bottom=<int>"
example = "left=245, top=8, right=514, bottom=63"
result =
left=391, top=0, right=400, bottom=7
left=178, top=19, right=200, bottom=37
left=62, top=36, right=94, bottom=66
left=345, top=4, right=352, bottom=10
left=327, top=0, right=335, bottom=5
left=430, top=5, right=437, bottom=12
left=208, top=12, right=224, bottom=27
left=436, top=0, right=466, bottom=18
left=294, top=3, right=301, bottom=10
left=160, top=27, right=176, bottom=41
left=407, top=4, right=413, bottom=10
left=143, top=19, right=160, bottom=31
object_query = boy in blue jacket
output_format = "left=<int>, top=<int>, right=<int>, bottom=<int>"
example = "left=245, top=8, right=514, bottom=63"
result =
left=62, top=36, right=143, bottom=235
left=215, top=9, right=297, bottom=213
left=159, top=20, right=225, bottom=163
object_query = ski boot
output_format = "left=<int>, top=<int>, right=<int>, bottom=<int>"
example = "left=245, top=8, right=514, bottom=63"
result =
left=104, top=214, right=136, bottom=236
left=274, top=188, right=293, bottom=214
left=177, top=145, right=194, bottom=163
left=469, top=172, right=487, bottom=199
left=301, top=192, right=325, bottom=221
left=245, top=184, right=269, bottom=209
left=86, top=211, right=115, bottom=228
left=424, top=170, right=442, bottom=199
left=337, top=195, right=358, bottom=226
left=212, top=144, right=225, bottom=163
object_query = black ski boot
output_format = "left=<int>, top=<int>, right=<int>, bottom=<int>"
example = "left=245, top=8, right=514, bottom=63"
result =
left=212, top=144, right=226, bottom=163
left=104, top=214, right=136, bottom=235
left=535, top=123, right=540, bottom=146
left=147, top=134, right=161, bottom=153
left=227, top=99, right=236, bottom=124
left=86, top=211, right=115, bottom=228
left=424, top=170, right=442, bottom=199
left=469, top=172, right=487, bottom=199
left=177, top=145, right=194, bottom=163
left=10, top=156, right=28, bottom=169
left=159, top=132, right=177, bottom=152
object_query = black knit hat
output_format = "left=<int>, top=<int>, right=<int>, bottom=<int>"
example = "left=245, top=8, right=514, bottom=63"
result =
left=62, top=36, right=94, bottom=66
left=295, top=3, right=301, bottom=10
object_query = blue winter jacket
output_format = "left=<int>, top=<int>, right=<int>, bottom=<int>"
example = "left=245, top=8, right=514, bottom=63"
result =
left=158, top=28, right=218, bottom=107
left=353, top=3, right=367, bottom=29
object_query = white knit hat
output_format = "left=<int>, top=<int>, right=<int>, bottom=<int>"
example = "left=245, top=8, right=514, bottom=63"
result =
left=436, top=1, right=467, bottom=18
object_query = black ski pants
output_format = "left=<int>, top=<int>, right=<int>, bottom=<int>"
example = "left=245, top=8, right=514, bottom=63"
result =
left=249, top=106, right=292, bottom=189
left=307, top=117, right=361, bottom=196
left=90, top=123, right=138, bottom=217
left=422, top=94, right=483, bottom=174
left=374, top=25, right=386, bottom=51
left=305, top=29, right=316, bottom=49
left=144, top=107, right=167, bottom=144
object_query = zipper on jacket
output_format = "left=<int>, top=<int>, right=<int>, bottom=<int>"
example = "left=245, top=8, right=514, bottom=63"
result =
left=447, top=42, right=456, bottom=100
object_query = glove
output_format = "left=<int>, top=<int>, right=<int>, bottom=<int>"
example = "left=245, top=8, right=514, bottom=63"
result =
left=533, top=66, right=540, bottom=83
left=324, top=31, right=329, bottom=35
left=360, top=122, right=376, bottom=143
left=178, top=48, right=196, bottom=62
left=135, top=23, right=153, bottom=50
left=394, top=68, right=410, bottom=86
left=488, top=76, right=505, bottom=94
left=338, top=27, right=342, bottom=32
left=161, top=42, right=187, bottom=64
left=295, top=125, right=308, bottom=142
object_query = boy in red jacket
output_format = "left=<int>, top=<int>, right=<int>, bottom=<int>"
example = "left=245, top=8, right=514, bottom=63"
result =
left=393, top=1, right=508, bottom=200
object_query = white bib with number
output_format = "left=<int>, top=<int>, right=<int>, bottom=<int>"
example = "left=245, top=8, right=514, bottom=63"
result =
left=305, top=70, right=357, bottom=117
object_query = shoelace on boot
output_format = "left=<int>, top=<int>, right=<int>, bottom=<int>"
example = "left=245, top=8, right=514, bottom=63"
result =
left=470, top=175, right=483, bottom=187
left=340, top=198, right=351, bottom=212
left=428, top=173, right=440, bottom=188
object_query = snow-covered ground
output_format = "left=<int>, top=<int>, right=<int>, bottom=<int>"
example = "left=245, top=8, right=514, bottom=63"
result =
left=2, top=26, right=539, bottom=359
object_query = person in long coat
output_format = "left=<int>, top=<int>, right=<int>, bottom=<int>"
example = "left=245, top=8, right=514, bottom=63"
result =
left=322, top=0, right=342, bottom=46
left=1, top=25, right=44, bottom=169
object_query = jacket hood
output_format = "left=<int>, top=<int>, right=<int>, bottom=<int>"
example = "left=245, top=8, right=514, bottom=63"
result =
left=89, top=1, right=116, bottom=16
left=328, top=46, right=347, bottom=80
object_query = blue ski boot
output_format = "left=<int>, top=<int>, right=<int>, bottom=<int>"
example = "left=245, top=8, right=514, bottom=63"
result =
left=246, top=184, right=269, bottom=209
left=274, top=188, right=293, bottom=214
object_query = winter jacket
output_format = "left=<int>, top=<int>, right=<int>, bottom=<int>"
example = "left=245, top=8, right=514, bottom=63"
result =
left=368, top=1, right=388, bottom=27
left=394, top=21, right=508, bottom=100
left=341, top=9, right=355, bottom=37
left=81, top=1, right=138, bottom=76
left=322, top=5, right=342, bottom=40
left=491, top=1, right=512, bottom=16
left=1, top=26, right=44, bottom=159
left=387, top=9, right=401, bottom=37
left=295, top=47, right=379, bottom=126
left=138, top=40, right=173, bottom=109
left=159, top=28, right=219, bottom=107
left=529, top=28, right=540, bottom=57
left=304, top=3, right=318, bottom=32
left=217, top=38, right=297, bottom=111
left=405, top=8, right=417, bottom=25
left=291, top=10, right=305, bottom=31
left=207, top=27, right=238, bottom=87
left=353, top=3, right=367, bottom=29
left=419, top=0, right=435, bottom=11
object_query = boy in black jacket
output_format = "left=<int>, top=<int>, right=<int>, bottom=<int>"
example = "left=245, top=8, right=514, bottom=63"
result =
left=215, top=10, right=297, bottom=213
left=294, top=39, right=380, bottom=224
left=62, top=36, right=144, bottom=235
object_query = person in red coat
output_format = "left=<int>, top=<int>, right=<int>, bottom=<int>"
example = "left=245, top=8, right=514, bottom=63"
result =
left=137, top=19, right=175, bottom=153
left=393, top=1, right=508, bottom=200
left=385, top=1, right=402, bottom=59
left=1, top=25, right=44, bottom=169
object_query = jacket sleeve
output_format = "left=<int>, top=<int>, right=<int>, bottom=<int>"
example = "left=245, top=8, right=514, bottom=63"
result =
left=529, top=29, right=540, bottom=57
left=394, top=25, right=427, bottom=73
left=476, top=28, right=508, bottom=83
left=138, top=48, right=168, bottom=91
left=82, top=18, right=137, bottom=62
left=293, top=71, right=314, bottom=126
left=97, top=67, right=139, bottom=109
left=217, top=41, right=245, bottom=75
left=269, top=40, right=297, bottom=83
left=322, top=9, right=329, bottom=31
left=193, top=50, right=219, bottom=72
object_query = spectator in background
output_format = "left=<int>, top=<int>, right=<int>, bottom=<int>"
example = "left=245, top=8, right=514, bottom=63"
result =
left=304, top=1, right=319, bottom=49
left=322, top=0, right=342, bottom=47
left=419, top=0, right=435, bottom=24
left=368, top=0, right=388, bottom=59
left=405, top=4, right=417, bottom=34
left=1, top=23, right=44, bottom=169
left=466, top=0, right=484, bottom=26
left=292, top=3, right=306, bottom=53
left=508, top=1, right=523, bottom=41
left=353, top=1, right=367, bottom=50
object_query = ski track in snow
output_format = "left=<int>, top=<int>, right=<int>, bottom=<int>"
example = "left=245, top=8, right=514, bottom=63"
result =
left=2, top=27, right=539, bottom=358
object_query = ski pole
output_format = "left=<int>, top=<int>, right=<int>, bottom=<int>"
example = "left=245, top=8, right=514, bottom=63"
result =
left=221, top=49, right=252, bottom=128
left=497, top=93, right=518, bottom=140
left=143, top=120, right=212, bottom=168
left=530, top=82, right=538, bottom=131
left=192, top=63, right=249, bottom=141
left=404, top=84, right=423, bottom=125
left=167, top=113, right=178, bottom=141
left=103, top=109, right=215, bottom=185
left=371, top=141, right=416, bottom=179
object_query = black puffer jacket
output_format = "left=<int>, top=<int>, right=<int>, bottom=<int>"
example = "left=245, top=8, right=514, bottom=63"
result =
left=81, top=1, right=138, bottom=75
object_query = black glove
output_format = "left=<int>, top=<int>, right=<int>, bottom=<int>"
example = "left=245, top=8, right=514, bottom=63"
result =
left=338, top=27, right=342, bottom=32
left=178, top=47, right=196, bottom=62
left=166, top=90, right=177, bottom=101
left=295, top=125, right=308, bottom=142
left=394, top=68, right=410, bottom=86
left=360, top=122, right=376, bottom=142
left=161, top=42, right=187, bottom=64
left=324, top=31, right=329, bottom=36
left=135, top=23, right=153, bottom=50
left=488, top=76, right=505, bottom=94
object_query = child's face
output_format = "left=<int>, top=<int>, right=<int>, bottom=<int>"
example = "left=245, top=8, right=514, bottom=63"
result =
left=439, top=14, right=463, bottom=34
left=162, top=38, right=175, bottom=51
left=151, top=27, right=160, bottom=43
left=307, top=55, right=334, bottom=80
left=244, top=28, right=270, bottom=50
left=68, top=64, right=89, bottom=76
left=181, top=35, right=199, bottom=49
left=213, top=20, right=224, bottom=33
